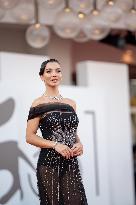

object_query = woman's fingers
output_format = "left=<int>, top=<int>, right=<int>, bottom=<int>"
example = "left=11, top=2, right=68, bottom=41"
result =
left=71, top=144, right=77, bottom=150
left=65, top=146, right=74, bottom=158
left=73, top=143, right=83, bottom=155
left=73, top=147, right=80, bottom=153
left=73, top=146, right=83, bottom=154
left=55, top=143, right=78, bottom=159
left=61, top=146, right=73, bottom=159
left=74, top=150, right=83, bottom=156
left=62, top=149, right=70, bottom=159
left=71, top=143, right=83, bottom=151
left=68, top=147, right=74, bottom=157
left=73, top=145, right=83, bottom=155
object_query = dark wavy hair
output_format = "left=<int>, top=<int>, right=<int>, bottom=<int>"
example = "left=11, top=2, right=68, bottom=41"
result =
left=39, top=59, right=60, bottom=76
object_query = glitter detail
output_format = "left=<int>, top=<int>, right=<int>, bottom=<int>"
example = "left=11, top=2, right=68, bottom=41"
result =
left=28, top=102, right=88, bottom=205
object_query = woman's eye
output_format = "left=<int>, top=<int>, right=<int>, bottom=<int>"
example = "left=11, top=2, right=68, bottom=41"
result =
left=57, top=70, right=61, bottom=72
left=46, top=70, right=51, bottom=73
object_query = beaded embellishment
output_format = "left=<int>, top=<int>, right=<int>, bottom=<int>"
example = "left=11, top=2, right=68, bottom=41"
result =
left=27, top=103, right=88, bottom=205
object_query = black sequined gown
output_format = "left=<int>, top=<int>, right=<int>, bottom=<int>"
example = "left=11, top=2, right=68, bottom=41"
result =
left=27, top=102, right=88, bottom=205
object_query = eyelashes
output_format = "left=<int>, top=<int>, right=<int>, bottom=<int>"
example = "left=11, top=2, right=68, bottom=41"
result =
left=46, top=70, right=61, bottom=73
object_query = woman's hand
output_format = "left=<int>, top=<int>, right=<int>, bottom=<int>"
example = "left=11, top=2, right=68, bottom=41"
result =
left=54, top=143, right=74, bottom=159
left=71, top=142, right=83, bottom=156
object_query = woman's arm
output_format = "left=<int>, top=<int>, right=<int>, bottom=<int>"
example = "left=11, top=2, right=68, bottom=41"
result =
left=26, top=98, right=57, bottom=149
left=71, top=134, right=83, bottom=156
left=26, top=113, right=73, bottom=159
left=76, top=134, right=81, bottom=143
left=26, top=117, right=57, bottom=148
left=66, top=99, right=83, bottom=156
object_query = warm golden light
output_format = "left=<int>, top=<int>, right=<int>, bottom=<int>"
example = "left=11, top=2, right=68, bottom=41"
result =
left=91, top=9, right=99, bottom=16
left=131, top=8, right=136, bottom=14
left=64, top=7, right=71, bottom=12
left=48, top=0, right=54, bottom=4
left=78, top=12, right=86, bottom=19
left=108, top=0, right=115, bottom=6
left=94, top=29, right=101, bottom=35
left=121, top=49, right=135, bottom=64
left=35, top=23, right=41, bottom=29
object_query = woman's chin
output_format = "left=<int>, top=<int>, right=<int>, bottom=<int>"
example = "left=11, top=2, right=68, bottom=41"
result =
left=49, top=82, right=60, bottom=87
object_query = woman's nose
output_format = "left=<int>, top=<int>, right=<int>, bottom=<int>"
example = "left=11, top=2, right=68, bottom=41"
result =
left=52, top=72, right=57, bottom=76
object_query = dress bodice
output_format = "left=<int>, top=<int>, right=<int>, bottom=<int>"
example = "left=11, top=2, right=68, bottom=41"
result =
left=27, top=102, right=79, bottom=148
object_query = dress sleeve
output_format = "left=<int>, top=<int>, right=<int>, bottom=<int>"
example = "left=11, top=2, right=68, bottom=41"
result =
left=27, top=106, right=42, bottom=121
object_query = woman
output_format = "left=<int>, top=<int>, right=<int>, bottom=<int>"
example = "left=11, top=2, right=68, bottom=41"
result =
left=26, top=59, right=88, bottom=205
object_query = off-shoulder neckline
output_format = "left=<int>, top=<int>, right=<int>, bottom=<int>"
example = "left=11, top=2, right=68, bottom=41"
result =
left=30, top=102, right=75, bottom=112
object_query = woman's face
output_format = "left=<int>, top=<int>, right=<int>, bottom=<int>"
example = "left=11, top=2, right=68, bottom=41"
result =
left=41, top=62, right=62, bottom=87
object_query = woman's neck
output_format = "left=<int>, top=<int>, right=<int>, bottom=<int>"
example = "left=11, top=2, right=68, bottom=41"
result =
left=44, top=87, right=60, bottom=96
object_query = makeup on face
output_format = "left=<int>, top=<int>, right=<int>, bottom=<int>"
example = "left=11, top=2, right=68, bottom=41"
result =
left=45, top=67, right=62, bottom=74
left=42, top=63, right=62, bottom=86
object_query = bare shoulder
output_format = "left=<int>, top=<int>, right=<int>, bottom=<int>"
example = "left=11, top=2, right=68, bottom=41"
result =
left=64, top=98, right=76, bottom=111
left=31, top=96, right=45, bottom=107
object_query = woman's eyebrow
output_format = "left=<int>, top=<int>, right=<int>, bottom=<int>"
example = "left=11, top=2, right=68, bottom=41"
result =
left=46, top=67, right=61, bottom=70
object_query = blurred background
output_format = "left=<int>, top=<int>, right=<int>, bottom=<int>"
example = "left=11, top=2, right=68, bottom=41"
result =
left=0, top=0, right=136, bottom=205
left=0, top=0, right=136, bottom=85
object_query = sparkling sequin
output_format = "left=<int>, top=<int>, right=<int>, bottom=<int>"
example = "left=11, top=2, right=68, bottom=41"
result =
left=27, top=102, right=88, bottom=205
